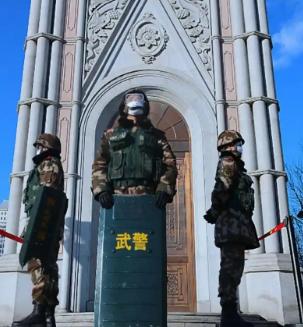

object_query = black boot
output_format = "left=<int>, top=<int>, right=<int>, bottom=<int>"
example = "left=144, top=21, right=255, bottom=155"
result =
left=45, top=306, right=56, bottom=327
left=11, top=302, right=46, bottom=327
left=220, top=302, right=254, bottom=327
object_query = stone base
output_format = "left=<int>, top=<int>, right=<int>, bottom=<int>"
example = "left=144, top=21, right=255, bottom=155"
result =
left=239, top=253, right=301, bottom=326
left=0, top=254, right=32, bottom=325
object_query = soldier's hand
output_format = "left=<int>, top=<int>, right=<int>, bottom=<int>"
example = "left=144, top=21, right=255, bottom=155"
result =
left=99, top=192, right=114, bottom=209
left=204, top=209, right=217, bottom=224
left=155, top=191, right=171, bottom=209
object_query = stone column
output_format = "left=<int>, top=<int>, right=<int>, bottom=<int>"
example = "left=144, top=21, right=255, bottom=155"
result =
left=210, top=0, right=226, bottom=134
left=257, top=0, right=290, bottom=253
left=59, top=0, right=86, bottom=311
left=229, top=0, right=264, bottom=253
left=24, top=0, right=54, bottom=167
left=18, top=0, right=55, bottom=236
left=243, top=0, right=280, bottom=253
left=4, top=0, right=41, bottom=255
left=45, top=0, right=67, bottom=134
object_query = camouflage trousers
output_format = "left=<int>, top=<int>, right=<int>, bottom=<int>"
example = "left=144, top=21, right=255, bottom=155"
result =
left=27, top=240, right=60, bottom=306
left=218, top=244, right=245, bottom=305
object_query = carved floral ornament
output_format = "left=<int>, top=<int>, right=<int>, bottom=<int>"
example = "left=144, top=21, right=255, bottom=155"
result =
left=168, top=0, right=212, bottom=76
left=85, top=0, right=130, bottom=73
left=128, top=13, right=169, bottom=64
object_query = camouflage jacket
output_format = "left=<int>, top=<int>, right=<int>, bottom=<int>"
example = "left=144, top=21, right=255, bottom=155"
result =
left=23, top=155, right=64, bottom=215
left=207, top=154, right=259, bottom=250
left=92, top=117, right=177, bottom=200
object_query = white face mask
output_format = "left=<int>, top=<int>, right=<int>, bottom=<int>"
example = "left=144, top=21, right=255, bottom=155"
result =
left=127, top=107, right=145, bottom=116
left=35, top=146, right=48, bottom=155
left=236, top=144, right=243, bottom=154
left=235, top=142, right=243, bottom=156
left=125, top=93, right=145, bottom=116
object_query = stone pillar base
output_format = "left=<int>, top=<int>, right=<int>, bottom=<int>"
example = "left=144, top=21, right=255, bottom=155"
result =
left=0, top=254, right=32, bottom=325
left=240, top=253, right=300, bottom=326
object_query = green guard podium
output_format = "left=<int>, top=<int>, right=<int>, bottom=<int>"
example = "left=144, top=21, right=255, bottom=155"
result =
left=94, top=195, right=167, bottom=327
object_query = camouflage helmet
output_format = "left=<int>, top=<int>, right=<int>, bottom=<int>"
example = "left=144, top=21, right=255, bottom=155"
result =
left=33, top=133, right=61, bottom=153
left=217, top=130, right=244, bottom=151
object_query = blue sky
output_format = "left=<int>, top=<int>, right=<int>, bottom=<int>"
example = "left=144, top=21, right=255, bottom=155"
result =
left=0, top=1, right=302, bottom=203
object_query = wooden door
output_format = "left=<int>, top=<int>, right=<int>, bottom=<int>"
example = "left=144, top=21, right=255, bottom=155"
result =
left=167, top=153, right=196, bottom=312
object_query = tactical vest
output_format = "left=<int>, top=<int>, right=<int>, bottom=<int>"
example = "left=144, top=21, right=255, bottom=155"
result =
left=228, top=173, right=254, bottom=215
left=23, top=168, right=41, bottom=215
left=108, top=127, right=163, bottom=187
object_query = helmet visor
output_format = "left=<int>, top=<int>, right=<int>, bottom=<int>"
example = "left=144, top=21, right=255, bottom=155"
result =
left=125, top=93, right=145, bottom=108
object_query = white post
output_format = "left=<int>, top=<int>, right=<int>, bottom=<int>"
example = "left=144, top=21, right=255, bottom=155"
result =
left=230, top=0, right=264, bottom=252
left=59, top=0, right=86, bottom=311
left=4, top=0, right=42, bottom=255
left=45, top=0, right=67, bottom=134
left=210, top=0, right=226, bottom=134
left=257, top=0, right=290, bottom=253
left=243, top=0, right=280, bottom=253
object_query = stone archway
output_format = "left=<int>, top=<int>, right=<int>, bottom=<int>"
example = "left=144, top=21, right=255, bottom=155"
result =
left=72, top=69, right=219, bottom=313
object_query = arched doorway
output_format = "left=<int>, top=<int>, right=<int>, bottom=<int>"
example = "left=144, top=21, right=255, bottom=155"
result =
left=109, top=100, right=196, bottom=312
left=73, top=70, right=218, bottom=313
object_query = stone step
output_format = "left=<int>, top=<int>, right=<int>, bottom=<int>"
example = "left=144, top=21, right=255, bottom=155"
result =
left=53, top=312, right=281, bottom=327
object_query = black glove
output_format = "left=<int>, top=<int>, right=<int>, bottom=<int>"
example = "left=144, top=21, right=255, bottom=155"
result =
left=155, top=191, right=171, bottom=209
left=99, top=191, right=114, bottom=209
left=298, top=210, right=303, bottom=218
left=204, top=208, right=217, bottom=224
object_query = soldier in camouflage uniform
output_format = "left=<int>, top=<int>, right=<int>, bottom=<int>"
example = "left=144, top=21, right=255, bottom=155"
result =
left=204, top=130, right=260, bottom=327
left=92, top=89, right=177, bottom=209
left=12, top=134, right=65, bottom=327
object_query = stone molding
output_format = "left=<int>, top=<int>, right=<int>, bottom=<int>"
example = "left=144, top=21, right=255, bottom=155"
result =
left=235, top=31, right=271, bottom=41
left=0, top=254, right=26, bottom=273
left=240, top=96, right=278, bottom=106
left=244, top=253, right=294, bottom=273
left=26, top=32, right=65, bottom=44
left=85, top=0, right=130, bottom=73
left=10, top=171, right=30, bottom=179
left=128, top=13, right=169, bottom=64
left=66, top=173, right=82, bottom=180
left=18, top=97, right=60, bottom=108
left=216, top=97, right=279, bottom=107
left=212, top=31, right=272, bottom=46
left=65, top=36, right=86, bottom=44
left=248, top=169, right=287, bottom=178
left=168, top=0, right=212, bottom=76
left=11, top=171, right=77, bottom=181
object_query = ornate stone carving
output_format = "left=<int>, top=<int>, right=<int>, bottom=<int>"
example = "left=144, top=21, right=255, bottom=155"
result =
left=168, top=0, right=212, bottom=75
left=85, top=0, right=130, bottom=72
left=128, top=13, right=169, bottom=64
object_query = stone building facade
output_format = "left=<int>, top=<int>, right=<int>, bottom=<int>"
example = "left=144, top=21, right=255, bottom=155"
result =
left=0, top=0, right=298, bottom=325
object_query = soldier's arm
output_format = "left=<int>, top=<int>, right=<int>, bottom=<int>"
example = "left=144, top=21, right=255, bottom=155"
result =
left=91, top=133, right=112, bottom=199
left=156, top=134, right=178, bottom=201
left=211, top=156, right=238, bottom=209
left=38, top=159, right=63, bottom=189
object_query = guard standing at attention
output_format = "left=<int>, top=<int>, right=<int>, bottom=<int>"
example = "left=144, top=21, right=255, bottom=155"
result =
left=204, top=130, right=260, bottom=327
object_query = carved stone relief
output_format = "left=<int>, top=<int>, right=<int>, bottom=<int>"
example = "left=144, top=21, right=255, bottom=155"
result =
left=85, top=0, right=130, bottom=73
left=168, top=0, right=212, bottom=75
left=128, top=13, right=169, bottom=64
